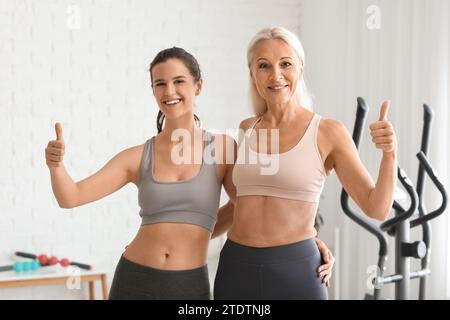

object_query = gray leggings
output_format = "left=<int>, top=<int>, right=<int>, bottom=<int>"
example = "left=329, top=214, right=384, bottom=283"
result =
left=109, top=255, right=210, bottom=300
left=213, top=238, right=328, bottom=300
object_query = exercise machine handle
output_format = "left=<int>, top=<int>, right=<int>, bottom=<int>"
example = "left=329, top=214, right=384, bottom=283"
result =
left=380, top=168, right=418, bottom=231
left=353, top=97, right=368, bottom=145
left=410, top=151, right=448, bottom=228
left=416, top=104, right=434, bottom=213
left=341, top=97, right=388, bottom=256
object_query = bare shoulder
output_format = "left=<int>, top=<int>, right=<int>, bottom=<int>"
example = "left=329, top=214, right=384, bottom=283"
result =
left=117, top=142, right=147, bottom=186
left=318, top=118, right=353, bottom=173
left=239, top=116, right=259, bottom=131
left=124, top=143, right=145, bottom=160
left=318, top=118, right=352, bottom=147
left=208, top=132, right=236, bottom=181
left=319, top=118, right=349, bottom=136
left=210, top=132, right=237, bottom=159
left=210, top=132, right=236, bottom=145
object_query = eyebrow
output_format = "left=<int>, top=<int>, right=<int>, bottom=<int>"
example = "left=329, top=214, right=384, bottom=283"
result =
left=256, top=57, right=293, bottom=62
left=153, top=75, right=187, bottom=83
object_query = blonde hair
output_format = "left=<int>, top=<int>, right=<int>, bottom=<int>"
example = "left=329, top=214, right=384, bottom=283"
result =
left=247, top=26, right=313, bottom=116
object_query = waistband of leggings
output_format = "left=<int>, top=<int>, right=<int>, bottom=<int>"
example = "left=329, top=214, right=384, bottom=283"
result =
left=119, top=255, right=208, bottom=275
left=221, top=238, right=319, bottom=264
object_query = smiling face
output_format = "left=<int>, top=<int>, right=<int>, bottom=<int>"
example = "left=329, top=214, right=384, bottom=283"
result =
left=249, top=38, right=303, bottom=107
left=151, top=58, right=202, bottom=121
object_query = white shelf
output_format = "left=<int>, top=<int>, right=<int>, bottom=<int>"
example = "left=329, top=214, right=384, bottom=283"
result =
left=0, top=266, right=107, bottom=282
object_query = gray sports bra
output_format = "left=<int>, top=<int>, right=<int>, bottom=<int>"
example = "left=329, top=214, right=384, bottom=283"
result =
left=138, top=131, right=222, bottom=232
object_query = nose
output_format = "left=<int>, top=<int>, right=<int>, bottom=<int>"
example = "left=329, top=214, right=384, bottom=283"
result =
left=270, top=65, right=283, bottom=81
left=164, top=82, right=176, bottom=95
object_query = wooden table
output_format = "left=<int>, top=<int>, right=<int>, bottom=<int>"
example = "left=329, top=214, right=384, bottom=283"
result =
left=0, top=267, right=108, bottom=300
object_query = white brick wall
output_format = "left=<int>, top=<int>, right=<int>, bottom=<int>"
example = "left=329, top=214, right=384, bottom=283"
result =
left=0, top=0, right=302, bottom=299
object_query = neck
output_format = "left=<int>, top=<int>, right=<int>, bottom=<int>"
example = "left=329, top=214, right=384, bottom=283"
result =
left=264, top=95, right=305, bottom=126
left=159, top=113, right=202, bottom=144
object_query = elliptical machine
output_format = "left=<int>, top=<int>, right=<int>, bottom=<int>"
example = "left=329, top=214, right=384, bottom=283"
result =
left=340, top=97, right=448, bottom=300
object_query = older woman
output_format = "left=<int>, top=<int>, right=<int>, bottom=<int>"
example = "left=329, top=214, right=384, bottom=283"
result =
left=213, top=27, right=397, bottom=300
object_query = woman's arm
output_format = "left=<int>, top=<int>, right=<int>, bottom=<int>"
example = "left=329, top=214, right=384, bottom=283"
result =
left=46, top=122, right=140, bottom=209
left=212, top=200, right=234, bottom=239
left=211, top=134, right=237, bottom=239
left=323, top=101, right=397, bottom=221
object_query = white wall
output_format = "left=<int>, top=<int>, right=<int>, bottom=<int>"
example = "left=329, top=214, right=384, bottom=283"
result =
left=0, top=0, right=303, bottom=299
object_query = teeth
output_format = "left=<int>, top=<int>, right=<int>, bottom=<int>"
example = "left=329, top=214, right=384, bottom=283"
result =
left=164, top=99, right=181, bottom=105
left=270, top=85, right=287, bottom=90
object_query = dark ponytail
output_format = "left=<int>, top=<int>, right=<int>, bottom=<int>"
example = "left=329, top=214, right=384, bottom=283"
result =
left=156, top=110, right=200, bottom=134
left=150, top=47, right=202, bottom=133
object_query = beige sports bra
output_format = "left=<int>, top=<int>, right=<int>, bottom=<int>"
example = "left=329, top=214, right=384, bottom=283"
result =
left=232, top=114, right=327, bottom=203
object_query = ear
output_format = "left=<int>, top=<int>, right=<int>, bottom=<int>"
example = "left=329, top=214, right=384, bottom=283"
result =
left=249, top=69, right=256, bottom=85
left=195, top=79, right=203, bottom=96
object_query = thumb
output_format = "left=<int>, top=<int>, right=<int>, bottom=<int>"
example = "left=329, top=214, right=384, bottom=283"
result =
left=55, top=122, right=64, bottom=142
left=379, top=100, right=391, bottom=121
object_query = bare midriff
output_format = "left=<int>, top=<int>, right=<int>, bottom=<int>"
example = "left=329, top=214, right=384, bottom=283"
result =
left=123, top=223, right=210, bottom=270
left=228, top=195, right=318, bottom=247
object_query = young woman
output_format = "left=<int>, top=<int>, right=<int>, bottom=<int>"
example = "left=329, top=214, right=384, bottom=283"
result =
left=45, top=47, right=335, bottom=300
left=214, top=27, right=397, bottom=300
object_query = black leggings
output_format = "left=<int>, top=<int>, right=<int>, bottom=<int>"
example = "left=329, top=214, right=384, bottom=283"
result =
left=109, top=255, right=210, bottom=300
left=213, top=238, right=328, bottom=300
